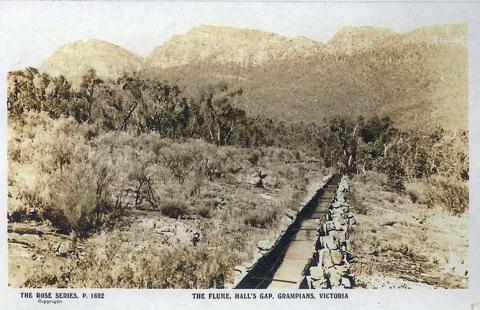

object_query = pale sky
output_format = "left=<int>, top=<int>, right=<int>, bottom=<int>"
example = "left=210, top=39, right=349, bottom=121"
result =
left=0, top=1, right=477, bottom=70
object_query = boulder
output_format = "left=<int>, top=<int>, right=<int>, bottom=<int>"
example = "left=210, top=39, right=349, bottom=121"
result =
left=335, top=263, right=350, bottom=275
left=309, top=266, right=325, bottom=280
left=279, top=217, right=292, bottom=234
left=330, top=201, right=341, bottom=209
left=325, top=221, right=335, bottom=232
left=308, top=268, right=328, bottom=289
left=262, top=175, right=277, bottom=188
left=333, top=218, right=347, bottom=231
left=285, top=209, right=296, bottom=220
left=330, top=213, right=343, bottom=222
left=326, top=267, right=343, bottom=287
left=331, top=230, right=347, bottom=244
left=257, top=240, right=272, bottom=251
left=311, top=278, right=328, bottom=289
left=213, top=197, right=226, bottom=207
left=339, top=177, right=350, bottom=192
left=323, top=234, right=338, bottom=250
left=336, top=193, right=346, bottom=203
left=330, top=249, right=344, bottom=265
left=234, top=266, right=246, bottom=278
left=53, top=242, right=70, bottom=256
left=247, top=171, right=268, bottom=187
left=319, top=249, right=334, bottom=269
left=329, top=208, right=344, bottom=216
left=341, top=275, right=354, bottom=288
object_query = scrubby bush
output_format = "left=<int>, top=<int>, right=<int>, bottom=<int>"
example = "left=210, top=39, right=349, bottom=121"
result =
left=24, top=261, right=63, bottom=288
left=425, top=176, right=468, bottom=215
left=243, top=205, right=278, bottom=229
left=384, top=160, right=406, bottom=192
left=196, top=204, right=212, bottom=218
left=160, top=199, right=189, bottom=219
left=160, top=144, right=198, bottom=185
left=8, top=68, right=469, bottom=185
left=48, top=162, right=99, bottom=236
left=355, top=171, right=387, bottom=189
left=405, top=181, right=427, bottom=204
left=25, top=228, right=244, bottom=288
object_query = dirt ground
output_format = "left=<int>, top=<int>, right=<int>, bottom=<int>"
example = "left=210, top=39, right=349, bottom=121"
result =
left=8, top=221, right=73, bottom=287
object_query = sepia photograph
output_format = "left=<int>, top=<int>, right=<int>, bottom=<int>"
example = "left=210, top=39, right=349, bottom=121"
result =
left=1, top=1, right=479, bottom=309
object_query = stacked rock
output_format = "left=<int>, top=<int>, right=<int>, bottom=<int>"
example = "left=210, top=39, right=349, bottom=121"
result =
left=232, top=174, right=334, bottom=288
left=306, top=176, right=355, bottom=289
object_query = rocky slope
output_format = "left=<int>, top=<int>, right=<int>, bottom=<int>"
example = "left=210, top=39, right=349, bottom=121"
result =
left=144, top=25, right=323, bottom=69
left=145, top=24, right=467, bottom=66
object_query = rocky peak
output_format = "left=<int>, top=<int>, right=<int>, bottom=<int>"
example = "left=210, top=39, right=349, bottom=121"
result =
left=401, top=24, right=467, bottom=47
left=41, top=39, right=143, bottom=85
left=144, top=24, right=323, bottom=69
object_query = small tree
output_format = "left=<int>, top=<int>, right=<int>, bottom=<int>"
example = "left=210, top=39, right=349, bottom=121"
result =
left=72, top=69, right=109, bottom=123
left=49, top=162, right=96, bottom=249
left=160, top=145, right=197, bottom=185
left=327, top=116, right=363, bottom=174
left=198, top=83, right=245, bottom=146
left=383, top=152, right=406, bottom=192
left=49, top=159, right=115, bottom=250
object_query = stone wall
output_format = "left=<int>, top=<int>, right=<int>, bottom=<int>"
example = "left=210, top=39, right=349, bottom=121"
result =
left=233, top=174, right=333, bottom=288
left=305, top=176, right=356, bottom=289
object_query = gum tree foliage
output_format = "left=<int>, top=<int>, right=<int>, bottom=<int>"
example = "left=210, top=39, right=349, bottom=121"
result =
left=198, top=82, right=246, bottom=146
left=7, top=68, right=72, bottom=118
left=8, top=69, right=249, bottom=144
left=327, top=117, right=363, bottom=174
left=7, top=67, right=469, bottom=187
left=71, top=69, right=106, bottom=123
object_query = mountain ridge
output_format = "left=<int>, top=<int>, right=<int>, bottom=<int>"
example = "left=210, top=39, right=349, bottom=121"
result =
left=41, top=23, right=467, bottom=75
left=38, top=24, right=468, bottom=130
left=143, top=24, right=324, bottom=69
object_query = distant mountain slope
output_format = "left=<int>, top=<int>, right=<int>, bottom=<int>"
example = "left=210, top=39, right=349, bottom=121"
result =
left=144, top=40, right=466, bottom=130
left=41, top=39, right=143, bottom=85
left=324, top=24, right=467, bottom=53
left=39, top=24, right=468, bottom=130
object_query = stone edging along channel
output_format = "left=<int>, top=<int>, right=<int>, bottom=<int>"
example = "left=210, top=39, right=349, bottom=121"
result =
left=304, top=176, right=356, bottom=288
left=232, top=174, right=334, bottom=288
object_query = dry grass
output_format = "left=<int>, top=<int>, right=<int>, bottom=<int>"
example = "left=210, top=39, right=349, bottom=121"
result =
left=348, top=172, right=468, bottom=288
left=405, top=176, right=468, bottom=215
left=8, top=114, right=325, bottom=288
